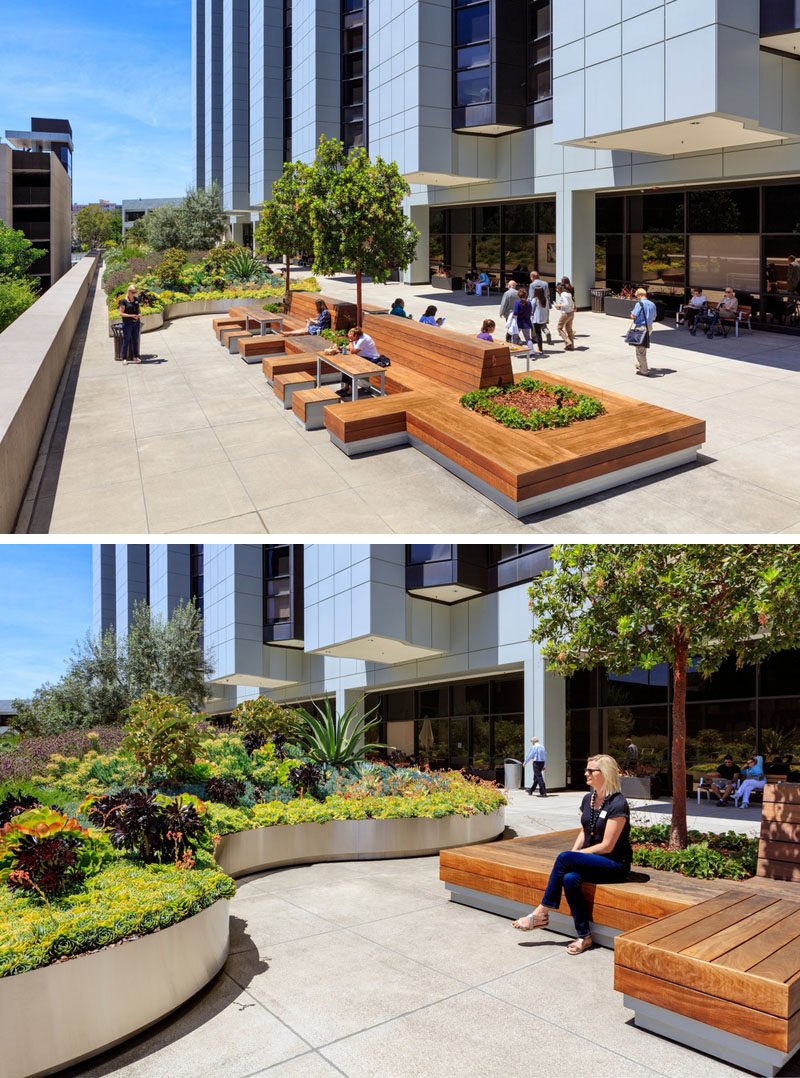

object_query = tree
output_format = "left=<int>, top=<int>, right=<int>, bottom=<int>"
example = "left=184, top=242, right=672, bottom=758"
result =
left=106, top=210, right=123, bottom=245
left=75, top=204, right=113, bottom=249
left=144, top=203, right=184, bottom=251
left=527, top=544, right=800, bottom=849
left=12, top=599, right=213, bottom=736
left=302, top=136, right=418, bottom=323
left=0, top=221, right=45, bottom=278
left=0, top=274, right=39, bottom=333
left=179, top=182, right=227, bottom=250
left=125, top=217, right=148, bottom=246
left=254, top=161, right=313, bottom=304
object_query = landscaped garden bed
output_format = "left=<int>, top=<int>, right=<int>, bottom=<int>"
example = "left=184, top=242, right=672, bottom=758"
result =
left=460, top=377, right=606, bottom=431
left=630, top=823, right=757, bottom=879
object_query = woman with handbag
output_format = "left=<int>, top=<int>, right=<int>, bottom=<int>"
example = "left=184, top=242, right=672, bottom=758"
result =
left=628, top=287, right=656, bottom=376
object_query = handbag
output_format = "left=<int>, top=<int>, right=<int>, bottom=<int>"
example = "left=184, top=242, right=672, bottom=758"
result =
left=625, top=302, right=647, bottom=345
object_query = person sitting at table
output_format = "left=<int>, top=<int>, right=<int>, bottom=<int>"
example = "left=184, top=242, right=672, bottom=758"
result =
left=682, top=288, right=708, bottom=335
left=284, top=298, right=331, bottom=336
left=420, top=305, right=444, bottom=326
left=390, top=297, right=412, bottom=318
left=477, top=319, right=495, bottom=341
left=340, top=326, right=382, bottom=397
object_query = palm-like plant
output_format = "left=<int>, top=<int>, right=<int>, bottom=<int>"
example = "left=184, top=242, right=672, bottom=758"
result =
left=226, top=249, right=267, bottom=283
left=294, top=697, right=386, bottom=768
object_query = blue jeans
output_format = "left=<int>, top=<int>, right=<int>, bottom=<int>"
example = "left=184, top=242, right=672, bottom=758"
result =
left=541, top=850, right=629, bottom=937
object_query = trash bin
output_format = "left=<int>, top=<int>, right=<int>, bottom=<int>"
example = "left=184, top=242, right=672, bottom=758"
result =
left=111, top=322, right=124, bottom=360
left=590, top=287, right=612, bottom=314
left=504, top=758, right=523, bottom=789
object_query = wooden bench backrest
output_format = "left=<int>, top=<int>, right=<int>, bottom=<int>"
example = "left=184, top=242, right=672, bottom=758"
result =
left=361, top=312, right=513, bottom=393
left=287, top=291, right=385, bottom=331
left=757, top=783, right=800, bottom=881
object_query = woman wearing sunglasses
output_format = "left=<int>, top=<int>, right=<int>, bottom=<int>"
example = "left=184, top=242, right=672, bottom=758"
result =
left=512, top=755, right=632, bottom=954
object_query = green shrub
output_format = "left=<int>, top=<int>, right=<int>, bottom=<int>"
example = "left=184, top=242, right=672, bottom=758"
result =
left=231, top=698, right=302, bottom=742
left=122, top=693, right=208, bottom=780
left=0, top=807, right=110, bottom=896
left=460, top=377, right=606, bottom=432
left=153, top=247, right=187, bottom=289
left=225, top=249, right=267, bottom=282
left=294, top=697, right=385, bottom=767
left=0, top=860, right=234, bottom=978
left=0, top=274, right=38, bottom=333
left=630, top=824, right=757, bottom=879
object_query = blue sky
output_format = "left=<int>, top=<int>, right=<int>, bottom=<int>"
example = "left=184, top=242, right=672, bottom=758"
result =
left=0, top=545, right=93, bottom=701
left=2, top=0, right=193, bottom=204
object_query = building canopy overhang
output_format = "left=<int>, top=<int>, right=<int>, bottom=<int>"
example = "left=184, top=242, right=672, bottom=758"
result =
left=5, top=130, right=74, bottom=153
left=564, top=115, right=788, bottom=156
left=310, top=633, right=446, bottom=664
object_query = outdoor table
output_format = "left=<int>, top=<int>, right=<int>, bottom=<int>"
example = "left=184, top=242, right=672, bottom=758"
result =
left=244, top=311, right=284, bottom=335
left=316, top=352, right=385, bottom=401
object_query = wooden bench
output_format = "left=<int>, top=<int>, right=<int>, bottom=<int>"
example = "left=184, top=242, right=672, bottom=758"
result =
left=757, top=782, right=800, bottom=882
left=282, top=291, right=386, bottom=333
left=237, top=335, right=294, bottom=363
left=214, top=317, right=246, bottom=340
left=291, top=386, right=342, bottom=430
left=262, top=349, right=341, bottom=385
left=220, top=328, right=253, bottom=353
left=273, top=371, right=316, bottom=409
left=615, top=890, right=800, bottom=1075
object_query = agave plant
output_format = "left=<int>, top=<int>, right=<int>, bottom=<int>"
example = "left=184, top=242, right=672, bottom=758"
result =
left=226, top=249, right=267, bottom=283
left=294, top=698, right=386, bottom=768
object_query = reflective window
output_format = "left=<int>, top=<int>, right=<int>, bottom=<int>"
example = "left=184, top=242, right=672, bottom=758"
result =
left=341, top=0, right=366, bottom=150
left=596, top=196, right=624, bottom=233
left=408, top=544, right=453, bottom=564
left=629, top=192, right=684, bottom=233
left=688, top=187, right=759, bottom=234
left=455, top=3, right=490, bottom=46
left=629, top=234, right=685, bottom=294
left=527, top=1, right=552, bottom=108
left=190, top=544, right=204, bottom=619
left=454, top=1, right=491, bottom=108
left=760, top=651, right=800, bottom=697
left=686, top=653, right=756, bottom=701
left=764, top=183, right=800, bottom=234
left=455, top=68, right=491, bottom=106
left=503, top=203, right=535, bottom=233
left=689, top=234, right=760, bottom=292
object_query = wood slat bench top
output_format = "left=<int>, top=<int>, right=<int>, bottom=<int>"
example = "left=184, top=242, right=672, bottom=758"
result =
left=238, top=335, right=292, bottom=357
left=292, top=386, right=342, bottom=425
left=615, top=889, right=800, bottom=1051
left=273, top=371, right=315, bottom=403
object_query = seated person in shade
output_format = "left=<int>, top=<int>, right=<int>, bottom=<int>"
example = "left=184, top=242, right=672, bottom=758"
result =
left=767, top=754, right=790, bottom=777
left=477, top=318, right=495, bottom=341
left=475, top=271, right=492, bottom=296
left=464, top=271, right=478, bottom=296
left=705, top=288, right=738, bottom=337
left=683, top=287, right=708, bottom=334
left=419, top=305, right=445, bottom=326
left=710, top=755, right=740, bottom=804
left=284, top=298, right=331, bottom=336
left=390, top=297, right=411, bottom=318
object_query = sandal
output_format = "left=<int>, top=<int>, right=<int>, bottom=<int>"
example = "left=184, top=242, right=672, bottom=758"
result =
left=512, top=911, right=549, bottom=931
left=567, top=936, right=593, bottom=955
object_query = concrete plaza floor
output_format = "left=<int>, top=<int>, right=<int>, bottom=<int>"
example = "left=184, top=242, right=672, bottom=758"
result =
left=20, top=267, right=800, bottom=533
left=65, top=791, right=798, bottom=1078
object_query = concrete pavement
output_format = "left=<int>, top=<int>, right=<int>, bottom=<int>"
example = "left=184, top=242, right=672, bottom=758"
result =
left=63, top=790, right=790, bottom=1078
left=20, top=269, right=800, bottom=533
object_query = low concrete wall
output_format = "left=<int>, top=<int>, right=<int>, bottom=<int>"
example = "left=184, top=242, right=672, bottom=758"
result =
left=215, top=808, right=506, bottom=878
left=107, top=296, right=271, bottom=335
left=0, top=256, right=99, bottom=532
left=0, top=897, right=230, bottom=1078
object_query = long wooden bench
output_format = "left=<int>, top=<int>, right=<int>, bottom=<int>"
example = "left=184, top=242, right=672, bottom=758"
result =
left=317, top=314, right=705, bottom=517
left=281, top=291, right=386, bottom=333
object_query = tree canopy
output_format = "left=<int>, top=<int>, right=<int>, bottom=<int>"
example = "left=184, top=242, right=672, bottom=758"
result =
left=12, top=600, right=213, bottom=736
left=254, top=161, right=313, bottom=302
left=528, top=544, right=800, bottom=847
left=143, top=183, right=227, bottom=251
left=0, top=221, right=45, bottom=278
left=74, top=205, right=122, bottom=250
left=302, top=138, right=418, bottom=321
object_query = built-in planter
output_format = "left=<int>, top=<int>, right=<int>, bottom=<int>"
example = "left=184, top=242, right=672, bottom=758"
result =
left=215, top=808, right=505, bottom=878
left=431, top=275, right=463, bottom=291
left=604, top=296, right=666, bottom=321
left=108, top=297, right=270, bottom=336
left=0, top=898, right=230, bottom=1078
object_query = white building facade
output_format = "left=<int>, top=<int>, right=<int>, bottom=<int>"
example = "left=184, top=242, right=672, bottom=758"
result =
left=193, top=0, right=800, bottom=328
left=94, top=543, right=567, bottom=788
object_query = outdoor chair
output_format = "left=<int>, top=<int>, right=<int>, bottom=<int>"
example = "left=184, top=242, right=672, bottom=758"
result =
left=695, top=773, right=721, bottom=803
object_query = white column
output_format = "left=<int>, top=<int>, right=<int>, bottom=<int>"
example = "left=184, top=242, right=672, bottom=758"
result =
left=403, top=203, right=430, bottom=285
left=525, top=640, right=567, bottom=789
left=557, top=186, right=596, bottom=310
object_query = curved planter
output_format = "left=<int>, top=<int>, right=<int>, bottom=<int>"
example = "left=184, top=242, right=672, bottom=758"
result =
left=0, top=898, right=230, bottom=1078
left=214, top=807, right=505, bottom=878
left=108, top=297, right=269, bottom=336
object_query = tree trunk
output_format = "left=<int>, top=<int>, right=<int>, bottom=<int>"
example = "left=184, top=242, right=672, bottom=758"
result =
left=356, top=268, right=363, bottom=327
left=285, top=252, right=291, bottom=310
left=670, top=633, right=689, bottom=849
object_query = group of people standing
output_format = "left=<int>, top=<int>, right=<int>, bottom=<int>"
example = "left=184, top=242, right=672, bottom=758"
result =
left=497, top=271, right=576, bottom=358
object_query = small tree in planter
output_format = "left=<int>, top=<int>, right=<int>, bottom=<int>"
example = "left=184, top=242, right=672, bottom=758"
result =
left=301, top=136, right=418, bottom=324
left=254, top=161, right=314, bottom=309
left=528, top=544, right=800, bottom=849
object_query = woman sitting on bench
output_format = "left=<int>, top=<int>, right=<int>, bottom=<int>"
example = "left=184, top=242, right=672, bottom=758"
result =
left=512, top=755, right=632, bottom=954
left=284, top=298, right=331, bottom=336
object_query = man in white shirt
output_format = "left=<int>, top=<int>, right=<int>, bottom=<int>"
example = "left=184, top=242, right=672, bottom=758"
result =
left=555, top=280, right=575, bottom=349
left=523, top=736, right=547, bottom=797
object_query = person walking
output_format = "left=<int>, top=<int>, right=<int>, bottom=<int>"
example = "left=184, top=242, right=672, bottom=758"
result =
left=531, top=282, right=550, bottom=355
left=623, top=738, right=638, bottom=774
left=499, top=279, right=518, bottom=341
left=512, top=755, right=631, bottom=954
left=524, top=736, right=547, bottom=797
left=513, top=287, right=535, bottom=358
left=629, top=287, right=657, bottom=376
left=119, top=285, right=141, bottom=365
left=530, top=270, right=553, bottom=344
left=555, top=278, right=575, bottom=349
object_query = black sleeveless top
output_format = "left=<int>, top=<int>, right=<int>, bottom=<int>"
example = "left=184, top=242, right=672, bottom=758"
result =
left=119, top=297, right=140, bottom=316
left=579, top=791, right=632, bottom=866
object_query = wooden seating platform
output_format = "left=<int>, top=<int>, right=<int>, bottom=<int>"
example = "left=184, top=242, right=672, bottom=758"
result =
left=273, top=371, right=315, bottom=409
left=615, top=890, right=800, bottom=1074
left=291, top=386, right=342, bottom=430
left=758, top=783, right=800, bottom=882
left=314, top=313, right=705, bottom=518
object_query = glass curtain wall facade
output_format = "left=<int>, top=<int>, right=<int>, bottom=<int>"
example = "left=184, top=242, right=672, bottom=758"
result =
left=566, top=649, right=800, bottom=790
left=527, top=0, right=552, bottom=127
left=430, top=199, right=556, bottom=288
left=595, top=180, right=800, bottom=328
left=367, top=674, right=524, bottom=778
left=283, top=0, right=292, bottom=162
